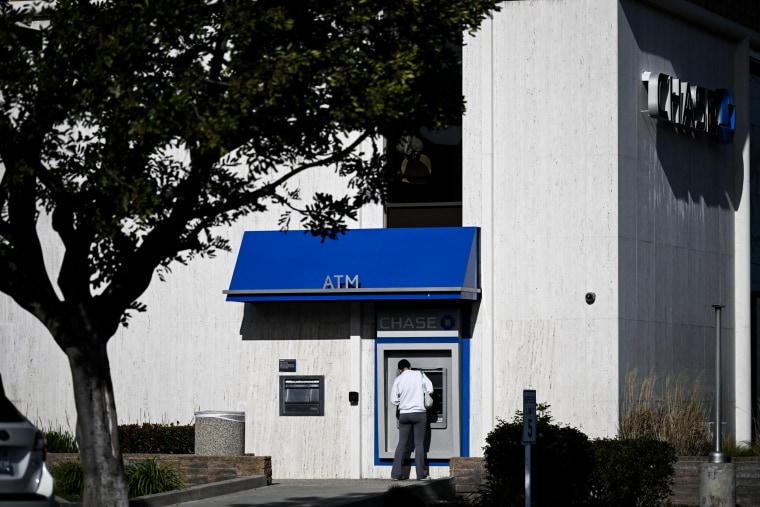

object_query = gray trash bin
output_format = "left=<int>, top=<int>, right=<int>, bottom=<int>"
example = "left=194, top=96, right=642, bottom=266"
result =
left=194, top=410, right=245, bottom=456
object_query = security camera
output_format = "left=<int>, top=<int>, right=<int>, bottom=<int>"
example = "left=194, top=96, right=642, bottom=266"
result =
left=585, top=292, right=596, bottom=305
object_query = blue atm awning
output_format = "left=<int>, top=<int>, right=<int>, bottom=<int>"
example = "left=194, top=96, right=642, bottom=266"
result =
left=224, top=227, right=480, bottom=302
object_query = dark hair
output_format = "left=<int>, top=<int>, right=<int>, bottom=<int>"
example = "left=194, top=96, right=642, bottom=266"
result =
left=398, top=359, right=411, bottom=370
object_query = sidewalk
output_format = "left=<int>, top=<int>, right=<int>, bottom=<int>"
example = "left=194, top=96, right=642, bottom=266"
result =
left=58, top=477, right=455, bottom=507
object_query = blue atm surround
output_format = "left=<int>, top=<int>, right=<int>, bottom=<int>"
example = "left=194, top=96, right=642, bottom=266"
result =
left=374, top=337, right=470, bottom=466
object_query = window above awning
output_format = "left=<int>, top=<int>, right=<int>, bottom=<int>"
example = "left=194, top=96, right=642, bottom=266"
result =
left=224, top=227, right=480, bottom=302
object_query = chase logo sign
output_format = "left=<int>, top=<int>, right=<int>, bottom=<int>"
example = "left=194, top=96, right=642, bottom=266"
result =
left=376, top=310, right=460, bottom=334
left=642, top=71, right=735, bottom=144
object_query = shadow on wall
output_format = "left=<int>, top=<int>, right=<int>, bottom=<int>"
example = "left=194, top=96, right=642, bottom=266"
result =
left=623, top=0, right=739, bottom=210
left=239, top=301, right=363, bottom=341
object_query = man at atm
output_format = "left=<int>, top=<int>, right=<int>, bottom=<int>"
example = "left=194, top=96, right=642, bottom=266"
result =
left=390, top=359, right=434, bottom=481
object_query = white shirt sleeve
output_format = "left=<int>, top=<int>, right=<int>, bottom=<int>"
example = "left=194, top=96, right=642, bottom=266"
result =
left=390, top=376, right=402, bottom=406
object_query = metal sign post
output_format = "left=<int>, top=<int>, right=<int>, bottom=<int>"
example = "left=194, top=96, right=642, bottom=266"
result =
left=522, top=390, right=536, bottom=507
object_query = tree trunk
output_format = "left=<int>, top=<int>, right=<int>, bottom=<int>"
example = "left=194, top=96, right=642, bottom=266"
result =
left=67, top=343, right=128, bottom=507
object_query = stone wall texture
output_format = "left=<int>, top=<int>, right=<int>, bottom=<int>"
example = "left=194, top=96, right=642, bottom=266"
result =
left=448, top=456, right=760, bottom=506
left=671, top=457, right=760, bottom=507
left=448, top=457, right=486, bottom=500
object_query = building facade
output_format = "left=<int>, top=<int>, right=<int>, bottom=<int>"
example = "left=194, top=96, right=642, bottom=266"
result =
left=1, top=0, right=759, bottom=479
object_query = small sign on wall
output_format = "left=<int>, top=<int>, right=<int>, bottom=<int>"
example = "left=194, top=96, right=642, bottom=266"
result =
left=279, top=359, right=296, bottom=372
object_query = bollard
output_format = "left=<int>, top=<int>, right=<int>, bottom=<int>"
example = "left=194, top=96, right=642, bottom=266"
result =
left=194, top=410, right=245, bottom=456
left=698, top=462, right=735, bottom=507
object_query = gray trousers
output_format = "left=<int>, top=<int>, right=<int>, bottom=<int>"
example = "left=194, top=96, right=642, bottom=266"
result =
left=391, top=411, right=428, bottom=479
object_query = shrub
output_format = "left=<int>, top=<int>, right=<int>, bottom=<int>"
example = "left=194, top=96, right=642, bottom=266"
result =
left=589, top=438, right=676, bottom=507
left=715, top=398, right=760, bottom=457
left=480, top=405, right=593, bottom=507
left=51, top=461, right=84, bottom=501
left=619, top=370, right=711, bottom=456
left=118, top=422, right=194, bottom=454
left=44, top=421, right=194, bottom=454
left=125, top=459, right=186, bottom=497
left=44, top=427, right=79, bottom=453
left=52, top=458, right=187, bottom=499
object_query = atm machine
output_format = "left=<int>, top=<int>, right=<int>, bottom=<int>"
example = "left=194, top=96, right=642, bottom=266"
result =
left=375, top=309, right=463, bottom=462
left=417, top=366, right=447, bottom=428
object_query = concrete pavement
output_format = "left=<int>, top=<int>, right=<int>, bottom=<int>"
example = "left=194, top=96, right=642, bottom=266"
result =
left=58, top=476, right=456, bottom=507
left=163, top=478, right=454, bottom=507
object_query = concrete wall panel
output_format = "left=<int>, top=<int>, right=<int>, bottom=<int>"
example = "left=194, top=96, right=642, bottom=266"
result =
left=464, top=0, right=621, bottom=439
left=618, top=0, right=739, bottom=431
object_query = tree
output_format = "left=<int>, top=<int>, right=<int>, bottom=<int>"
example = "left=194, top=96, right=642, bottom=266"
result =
left=0, top=0, right=500, bottom=505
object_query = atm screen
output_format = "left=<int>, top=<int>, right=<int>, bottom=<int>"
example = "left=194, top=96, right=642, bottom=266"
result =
left=418, top=368, right=447, bottom=429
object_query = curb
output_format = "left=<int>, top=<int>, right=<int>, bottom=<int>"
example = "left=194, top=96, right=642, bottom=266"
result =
left=56, top=475, right=268, bottom=507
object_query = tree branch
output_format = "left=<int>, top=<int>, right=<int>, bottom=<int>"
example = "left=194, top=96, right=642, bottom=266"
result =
left=242, top=130, right=375, bottom=205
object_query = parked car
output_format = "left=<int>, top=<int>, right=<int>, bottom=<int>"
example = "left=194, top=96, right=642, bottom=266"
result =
left=0, top=375, right=56, bottom=506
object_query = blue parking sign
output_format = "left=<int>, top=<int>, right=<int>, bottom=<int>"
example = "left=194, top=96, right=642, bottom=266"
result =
left=522, top=390, right=536, bottom=444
